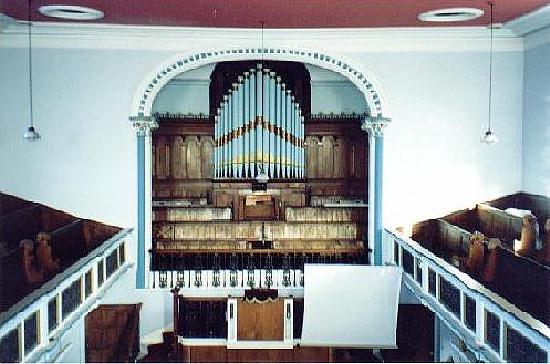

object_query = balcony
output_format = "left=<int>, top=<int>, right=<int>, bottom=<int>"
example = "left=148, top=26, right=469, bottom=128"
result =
left=0, top=194, right=132, bottom=363
left=388, top=229, right=550, bottom=362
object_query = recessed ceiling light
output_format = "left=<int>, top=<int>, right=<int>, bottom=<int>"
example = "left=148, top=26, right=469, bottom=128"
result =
left=38, top=5, right=104, bottom=20
left=418, top=7, right=484, bottom=22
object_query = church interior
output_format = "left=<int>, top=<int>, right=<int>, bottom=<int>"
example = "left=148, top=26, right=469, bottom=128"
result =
left=0, top=1, right=549, bottom=363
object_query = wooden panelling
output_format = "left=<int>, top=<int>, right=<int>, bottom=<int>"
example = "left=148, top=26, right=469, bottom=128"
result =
left=237, top=299, right=284, bottom=341
left=292, top=347, right=331, bottom=362
left=180, top=345, right=331, bottom=363
left=153, top=134, right=215, bottom=181
left=305, top=135, right=366, bottom=180
left=85, top=304, right=141, bottom=363
left=186, top=345, right=227, bottom=363
left=233, top=349, right=293, bottom=363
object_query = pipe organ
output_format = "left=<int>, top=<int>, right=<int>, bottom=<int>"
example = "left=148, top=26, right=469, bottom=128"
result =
left=214, top=64, right=305, bottom=179
left=151, top=60, right=371, bottom=362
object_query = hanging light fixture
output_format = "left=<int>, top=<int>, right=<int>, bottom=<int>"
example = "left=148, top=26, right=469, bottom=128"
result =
left=23, top=0, right=40, bottom=141
left=482, top=1, right=497, bottom=145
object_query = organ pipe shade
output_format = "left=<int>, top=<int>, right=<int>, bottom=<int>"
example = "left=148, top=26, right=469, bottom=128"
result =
left=214, top=64, right=305, bottom=179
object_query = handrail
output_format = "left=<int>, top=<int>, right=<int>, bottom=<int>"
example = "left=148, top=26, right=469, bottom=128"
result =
left=0, top=228, right=132, bottom=327
left=386, top=228, right=550, bottom=362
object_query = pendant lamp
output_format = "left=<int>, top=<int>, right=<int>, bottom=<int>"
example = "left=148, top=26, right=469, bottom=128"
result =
left=482, top=1, right=497, bottom=145
left=23, top=0, right=40, bottom=141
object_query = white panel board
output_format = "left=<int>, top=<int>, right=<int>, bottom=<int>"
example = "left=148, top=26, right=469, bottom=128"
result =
left=301, top=264, right=402, bottom=348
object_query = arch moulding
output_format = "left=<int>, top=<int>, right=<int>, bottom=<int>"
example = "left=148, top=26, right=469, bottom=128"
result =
left=130, top=47, right=391, bottom=120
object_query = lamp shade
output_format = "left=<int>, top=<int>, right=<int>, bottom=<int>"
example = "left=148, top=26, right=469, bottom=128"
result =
left=23, top=126, right=40, bottom=141
left=482, top=130, right=498, bottom=144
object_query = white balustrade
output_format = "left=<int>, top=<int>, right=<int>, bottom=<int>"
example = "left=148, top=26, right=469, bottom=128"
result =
left=386, top=229, right=550, bottom=363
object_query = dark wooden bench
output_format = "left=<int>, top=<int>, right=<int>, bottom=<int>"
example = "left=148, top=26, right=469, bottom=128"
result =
left=0, top=205, right=42, bottom=250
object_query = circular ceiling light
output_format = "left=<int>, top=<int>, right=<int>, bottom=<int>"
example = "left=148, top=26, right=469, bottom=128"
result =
left=418, top=7, right=484, bottom=22
left=38, top=5, right=104, bottom=20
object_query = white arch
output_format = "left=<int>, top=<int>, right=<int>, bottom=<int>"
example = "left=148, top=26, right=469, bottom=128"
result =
left=130, top=47, right=390, bottom=119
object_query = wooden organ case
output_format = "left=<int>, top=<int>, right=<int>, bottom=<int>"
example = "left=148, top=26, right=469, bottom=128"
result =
left=152, top=61, right=370, bottom=362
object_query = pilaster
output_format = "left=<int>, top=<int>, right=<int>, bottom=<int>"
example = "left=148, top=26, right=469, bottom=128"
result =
left=131, top=116, right=157, bottom=288
left=361, top=115, right=390, bottom=266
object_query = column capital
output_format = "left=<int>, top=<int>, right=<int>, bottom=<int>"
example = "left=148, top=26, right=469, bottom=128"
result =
left=130, top=115, right=158, bottom=136
left=361, top=115, right=391, bottom=137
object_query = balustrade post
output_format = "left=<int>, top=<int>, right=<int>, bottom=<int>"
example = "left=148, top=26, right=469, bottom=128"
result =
left=18, top=322, right=24, bottom=362
left=284, top=298, right=294, bottom=343
left=476, top=302, right=486, bottom=345
left=499, top=321, right=507, bottom=360
left=422, top=259, right=429, bottom=293
left=460, top=290, right=466, bottom=325
left=227, top=298, right=238, bottom=343
left=131, top=115, right=158, bottom=289
left=435, top=273, right=441, bottom=301
left=39, top=303, right=48, bottom=350
left=434, top=316, right=441, bottom=362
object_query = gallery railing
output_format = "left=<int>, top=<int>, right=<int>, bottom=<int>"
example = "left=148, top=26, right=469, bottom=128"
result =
left=149, top=252, right=365, bottom=290
left=151, top=268, right=304, bottom=290
left=0, top=229, right=133, bottom=363
left=386, top=229, right=550, bottom=363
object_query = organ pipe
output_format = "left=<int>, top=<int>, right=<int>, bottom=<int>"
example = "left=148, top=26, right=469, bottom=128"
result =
left=214, top=64, right=305, bottom=179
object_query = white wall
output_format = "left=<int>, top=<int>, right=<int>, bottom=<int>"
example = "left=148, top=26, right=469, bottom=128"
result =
left=0, top=47, right=171, bottom=227
left=0, top=27, right=524, bottom=229
left=522, top=34, right=550, bottom=196
left=55, top=319, right=85, bottom=363
left=378, top=50, right=523, bottom=226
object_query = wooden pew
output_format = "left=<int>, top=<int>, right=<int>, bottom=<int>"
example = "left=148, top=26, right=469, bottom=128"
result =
left=0, top=205, right=42, bottom=250
left=485, top=246, right=550, bottom=325
left=50, top=219, right=86, bottom=267
left=412, top=219, right=471, bottom=268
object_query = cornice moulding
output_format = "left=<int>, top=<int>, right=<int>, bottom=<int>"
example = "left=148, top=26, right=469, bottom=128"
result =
left=0, top=22, right=523, bottom=52
left=523, top=26, right=550, bottom=50
left=0, top=12, right=16, bottom=31
left=505, top=4, right=550, bottom=36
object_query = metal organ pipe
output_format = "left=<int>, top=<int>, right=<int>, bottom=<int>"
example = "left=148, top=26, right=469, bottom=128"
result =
left=214, top=64, right=305, bottom=179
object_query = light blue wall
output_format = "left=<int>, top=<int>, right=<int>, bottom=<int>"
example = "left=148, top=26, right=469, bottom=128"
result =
left=365, top=50, right=523, bottom=226
left=310, top=81, right=367, bottom=114
left=152, top=80, right=210, bottom=114
left=0, top=44, right=524, bottom=228
left=522, top=41, right=550, bottom=196
left=0, top=48, right=171, bottom=227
